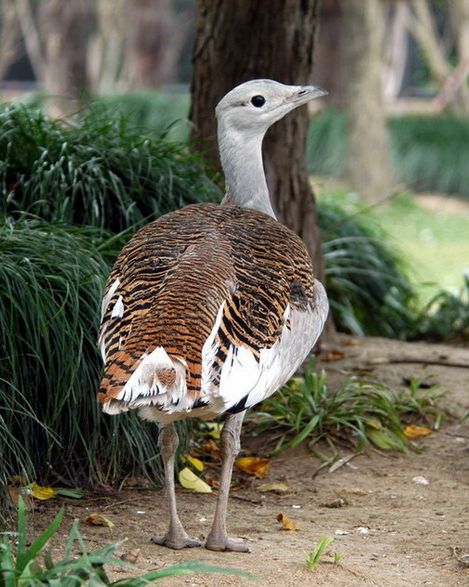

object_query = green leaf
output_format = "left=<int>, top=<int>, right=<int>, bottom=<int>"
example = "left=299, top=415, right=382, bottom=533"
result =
left=16, top=507, right=64, bottom=574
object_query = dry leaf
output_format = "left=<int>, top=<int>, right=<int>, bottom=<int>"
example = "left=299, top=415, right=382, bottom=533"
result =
left=319, top=349, right=346, bottom=362
left=404, top=425, right=433, bottom=439
left=200, top=438, right=222, bottom=460
left=84, top=513, right=115, bottom=529
left=257, top=482, right=290, bottom=494
left=276, top=513, right=299, bottom=531
left=26, top=483, right=57, bottom=501
left=178, top=467, right=212, bottom=493
left=322, top=497, right=348, bottom=509
left=120, top=549, right=141, bottom=564
left=235, top=457, right=270, bottom=478
left=183, top=454, right=205, bottom=472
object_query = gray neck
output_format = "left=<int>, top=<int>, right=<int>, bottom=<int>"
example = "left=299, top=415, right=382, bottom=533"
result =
left=218, top=124, right=276, bottom=218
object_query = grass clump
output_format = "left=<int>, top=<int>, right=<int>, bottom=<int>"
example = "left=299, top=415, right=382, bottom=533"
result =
left=306, top=536, right=337, bottom=571
left=0, top=218, right=176, bottom=506
left=0, top=103, right=218, bottom=232
left=318, top=196, right=417, bottom=338
left=415, top=274, right=469, bottom=342
left=0, top=497, right=250, bottom=585
left=253, top=362, right=443, bottom=457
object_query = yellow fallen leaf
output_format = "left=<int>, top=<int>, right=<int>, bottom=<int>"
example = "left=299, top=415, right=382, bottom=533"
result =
left=257, top=482, right=290, bottom=494
left=204, top=422, right=223, bottom=439
left=26, top=483, right=57, bottom=501
left=235, top=457, right=270, bottom=478
left=178, top=467, right=212, bottom=493
left=404, top=425, right=433, bottom=439
left=276, top=513, right=299, bottom=531
left=84, top=513, right=115, bottom=529
left=183, top=454, right=205, bottom=472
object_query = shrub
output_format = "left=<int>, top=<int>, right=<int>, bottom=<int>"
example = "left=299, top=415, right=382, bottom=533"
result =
left=0, top=219, right=177, bottom=514
left=0, top=103, right=218, bottom=232
left=318, top=197, right=417, bottom=338
left=307, top=110, right=469, bottom=198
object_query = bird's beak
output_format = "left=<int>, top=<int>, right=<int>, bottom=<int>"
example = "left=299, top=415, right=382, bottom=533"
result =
left=289, top=85, right=328, bottom=106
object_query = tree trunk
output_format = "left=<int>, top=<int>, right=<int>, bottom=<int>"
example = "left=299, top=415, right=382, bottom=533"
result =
left=190, top=0, right=325, bottom=283
left=37, top=0, right=92, bottom=116
left=0, top=0, right=21, bottom=81
left=343, top=0, right=394, bottom=203
left=127, top=0, right=182, bottom=88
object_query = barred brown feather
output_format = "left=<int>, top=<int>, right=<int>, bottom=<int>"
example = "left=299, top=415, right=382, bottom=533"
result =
left=98, top=202, right=318, bottom=413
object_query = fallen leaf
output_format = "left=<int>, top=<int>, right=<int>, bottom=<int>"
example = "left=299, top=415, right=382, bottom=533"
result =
left=322, top=497, right=348, bottom=509
left=120, top=549, right=141, bottom=564
left=204, top=422, right=223, bottom=439
left=84, top=513, right=115, bottom=529
left=200, top=438, right=222, bottom=460
left=235, top=457, right=270, bottom=478
left=319, top=349, right=345, bottom=362
left=182, top=454, right=205, bottom=472
left=26, top=483, right=57, bottom=501
left=257, top=482, right=290, bottom=494
left=336, top=487, right=369, bottom=496
left=205, top=477, right=220, bottom=490
left=404, top=425, right=433, bottom=439
left=276, top=513, right=299, bottom=531
left=178, top=467, right=212, bottom=493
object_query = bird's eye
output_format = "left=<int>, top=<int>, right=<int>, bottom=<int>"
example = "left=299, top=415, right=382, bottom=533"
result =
left=251, top=95, right=266, bottom=108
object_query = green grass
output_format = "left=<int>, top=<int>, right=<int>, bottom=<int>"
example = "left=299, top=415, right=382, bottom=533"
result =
left=0, top=219, right=181, bottom=511
left=306, top=536, right=337, bottom=571
left=0, top=103, right=218, bottom=232
left=307, top=110, right=469, bottom=198
left=317, top=195, right=417, bottom=338
left=368, top=193, right=469, bottom=302
left=0, top=496, right=250, bottom=585
left=253, top=362, right=443, bottom=459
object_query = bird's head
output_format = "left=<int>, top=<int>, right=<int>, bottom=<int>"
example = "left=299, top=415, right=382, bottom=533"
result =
left=216, top=79, right=327, bottom=137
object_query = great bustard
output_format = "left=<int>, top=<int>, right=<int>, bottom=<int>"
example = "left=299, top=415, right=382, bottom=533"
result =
left=98, top=79, right=329, bottom=552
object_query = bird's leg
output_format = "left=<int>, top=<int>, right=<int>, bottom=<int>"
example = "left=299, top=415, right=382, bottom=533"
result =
left=151, top=423, right=201, bottom=549
left=205, top=411, right=250, bottom=552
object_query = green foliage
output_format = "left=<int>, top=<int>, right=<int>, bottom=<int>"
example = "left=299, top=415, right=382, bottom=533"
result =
left=96, top=91, right=191, bottom=142
left=0, top=497, right=250, bottom=586
left=318, top=197, right=417, bottom=338
left=306, top=536, right=336, bottom=571
left=415, top=274, right=469, bottom=342
left=307, top=110, right=469, bottom=198
left=0, top=103, right=218, bottom=232
left=0, top=219, right=178, bottom=518
left=254, top=362, right=443, bottom=457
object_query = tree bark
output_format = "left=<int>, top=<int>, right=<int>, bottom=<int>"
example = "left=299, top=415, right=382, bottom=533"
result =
left=343, top=0, right=394, bottom=203
left=127, top=0, right=183, bottom=88
left=0, top=0, right=21, bottom=81
left=189, top=0, right=325, bottom=283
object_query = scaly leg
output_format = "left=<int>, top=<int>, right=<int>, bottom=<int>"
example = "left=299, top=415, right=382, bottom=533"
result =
left=205, top=411, right=250, bottom=552
left=151, top=423, right=201, bottom=549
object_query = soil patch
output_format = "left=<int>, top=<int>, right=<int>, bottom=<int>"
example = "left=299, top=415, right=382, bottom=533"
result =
left=28, top=337, right=469, bottom=586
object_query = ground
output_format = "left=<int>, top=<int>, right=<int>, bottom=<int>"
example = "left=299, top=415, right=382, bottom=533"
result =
left=29, top=337, right=469, bottom=586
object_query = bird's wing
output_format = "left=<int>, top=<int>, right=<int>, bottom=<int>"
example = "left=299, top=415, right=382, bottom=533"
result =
left=98, top=204, right=328, bottom=418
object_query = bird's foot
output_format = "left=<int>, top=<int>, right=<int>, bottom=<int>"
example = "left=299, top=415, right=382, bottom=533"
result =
left=205, top=532, right=251, bottom=553
left=151, top=529, right=201, bottom=550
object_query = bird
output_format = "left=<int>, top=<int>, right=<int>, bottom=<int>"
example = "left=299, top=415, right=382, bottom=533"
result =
left=97, top=79, right=329, bottom=552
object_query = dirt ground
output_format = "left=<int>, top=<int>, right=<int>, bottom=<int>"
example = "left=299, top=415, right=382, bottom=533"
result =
left=30, top=337, right=469, bottom=587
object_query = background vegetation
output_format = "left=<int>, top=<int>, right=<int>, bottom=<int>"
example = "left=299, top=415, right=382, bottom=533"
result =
left=1, top=98, right=467, bottom=521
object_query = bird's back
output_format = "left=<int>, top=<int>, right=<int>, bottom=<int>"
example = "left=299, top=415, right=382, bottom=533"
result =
left=98, top=203, right=327, bottom=421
